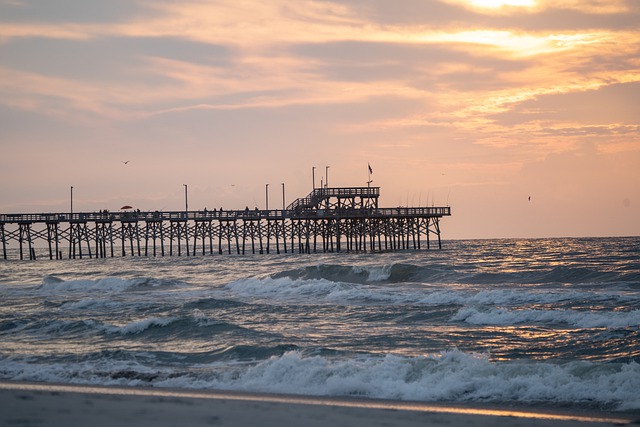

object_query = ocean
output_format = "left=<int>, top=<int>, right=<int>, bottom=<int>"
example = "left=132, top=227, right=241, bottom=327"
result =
left=1, top=237, right=639, bottom=412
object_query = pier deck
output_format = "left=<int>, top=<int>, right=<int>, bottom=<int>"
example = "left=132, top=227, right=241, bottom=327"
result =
left=1, top=187, right=451, bottom=260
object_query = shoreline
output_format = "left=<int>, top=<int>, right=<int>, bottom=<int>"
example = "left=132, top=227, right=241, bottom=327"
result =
left=1, top=381, right=636, bottom=427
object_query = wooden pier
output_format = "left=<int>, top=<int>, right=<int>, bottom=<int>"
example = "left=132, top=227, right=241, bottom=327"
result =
left=0, top=187, right=450, bottom=260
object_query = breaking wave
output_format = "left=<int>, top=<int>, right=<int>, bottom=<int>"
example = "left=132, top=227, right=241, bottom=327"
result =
left=1, top=350, right=638, bottom=410
left=38, top=275, right=186, bottom=293
left=452, top=307, right=640, bottom=329
left=269, top=262, right=640, bottom=286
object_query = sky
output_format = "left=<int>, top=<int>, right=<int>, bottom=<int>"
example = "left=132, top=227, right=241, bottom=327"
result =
left=1, top=0, right=638, bottom=239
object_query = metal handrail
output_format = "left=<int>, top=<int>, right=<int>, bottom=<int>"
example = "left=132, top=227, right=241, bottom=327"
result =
left=286, top=186, right=381, bottom=211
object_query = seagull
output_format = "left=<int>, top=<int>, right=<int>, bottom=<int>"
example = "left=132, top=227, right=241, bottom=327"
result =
left=122, top=160, right=130, bottom=165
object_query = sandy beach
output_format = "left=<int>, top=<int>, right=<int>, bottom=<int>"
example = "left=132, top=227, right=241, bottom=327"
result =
left=0, top=381, right=636, bottom=427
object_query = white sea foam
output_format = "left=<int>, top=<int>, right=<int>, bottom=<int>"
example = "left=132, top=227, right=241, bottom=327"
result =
left=38, top=276, right=181, bottom=294
left=352, top=265, right=392, bottom=282
left=101, top=317, right=177, bottom=335
left=0, top=358, right=164, bottom=387
left=452, top=307, right=640, bottom=329
left=224, top=277, right=355, bottom=303
left=39, top=276, right=136, bottom=293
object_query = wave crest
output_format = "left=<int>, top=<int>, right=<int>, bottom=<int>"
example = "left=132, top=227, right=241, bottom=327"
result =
left=38, top=276, right=184, bottom=293
left=452, top=307, right=640, bottom=329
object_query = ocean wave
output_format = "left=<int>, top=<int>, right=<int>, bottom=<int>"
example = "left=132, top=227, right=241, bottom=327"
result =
left=3, top=350, right=638, bottom=410
left=416, top=288, right=635, bottom=307
left=193, top=350, right=639, bottom=410
left=452, top=307, right=640, bottom=329
left=60, top=299, right=141, bottom=311
left=0, top=356, right=165, bottom=387
left=224, top=277, right=362, bottom=303
left=271, top=264, right=393, bottom=284
left=3, top=317, right=157, bottom=338
left=0, top=310, right=245, bottom=342
left=223, top=276, right=636, bottom=308
left=38, top=275, right=185, bottom=293
left=10, top=318, right=101, bottom=337
left=538, top=266, right=638, bottom=285
left=269, top=262, right=468, bottom=284
left=102, top=317, right=178, bottom=335
left=270, top=262, right=640, bottom=286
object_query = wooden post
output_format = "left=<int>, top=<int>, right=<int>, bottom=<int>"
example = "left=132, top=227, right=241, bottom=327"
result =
left=0, top=223, right=6, bottom=260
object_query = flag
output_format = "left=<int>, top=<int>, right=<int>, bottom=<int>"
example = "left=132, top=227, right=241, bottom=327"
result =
left=368, top=163, right=373, bottom=174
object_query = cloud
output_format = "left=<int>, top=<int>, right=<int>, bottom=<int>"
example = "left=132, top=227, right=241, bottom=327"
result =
left=492, top=81, right=640, bottom=125
left=482, top=82, right=640, bottom=154
left=0, top=0, right=151, bottom=24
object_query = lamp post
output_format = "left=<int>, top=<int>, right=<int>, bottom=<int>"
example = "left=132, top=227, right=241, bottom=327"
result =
left=265, top=184, right=269, bottom=211
left=325, top=166, right=330, bottom=188
left=312, top=167, right=316, bottom=190
left=183, top=184, right=188, bottom=212
left=281, top=183, right=285, bottom=210
left=70, top=186, right=74, bottom=217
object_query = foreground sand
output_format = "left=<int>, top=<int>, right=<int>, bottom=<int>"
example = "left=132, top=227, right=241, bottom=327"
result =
left=0, top=381, right=636, bottom=427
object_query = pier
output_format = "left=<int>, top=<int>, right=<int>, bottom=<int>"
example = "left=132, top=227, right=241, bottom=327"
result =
left=0, top=187, right=450, bottom=260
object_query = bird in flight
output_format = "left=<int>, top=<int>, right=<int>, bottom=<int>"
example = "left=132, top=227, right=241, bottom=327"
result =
left=122, top=161, right=130, bottom=165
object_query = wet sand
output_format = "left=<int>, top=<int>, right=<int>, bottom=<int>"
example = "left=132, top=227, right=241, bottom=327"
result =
left=0, top=381, right=635, bottom=427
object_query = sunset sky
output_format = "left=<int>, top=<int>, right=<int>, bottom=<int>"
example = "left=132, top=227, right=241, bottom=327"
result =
left=1, top=0, right=638, bottom=239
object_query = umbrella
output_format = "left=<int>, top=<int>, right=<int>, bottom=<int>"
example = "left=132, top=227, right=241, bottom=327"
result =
left=120, top=205, right=133, bottom=210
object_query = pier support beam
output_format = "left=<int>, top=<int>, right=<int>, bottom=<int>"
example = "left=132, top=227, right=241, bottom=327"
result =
left=46, top=222, right=60, bottom=260
left=69, top=221, right=92, bottom=259
left=218, top=220, right=239, bottom=255
left=241, top=219, right=262, bottom=255
left=95, top=221, right=114, bottom=258
left=120, top=221, right=140, bottom=257
left=1, top=223, right=6, bottom=260
left=18, top=222, right=34, bottom=260
left=193, top=220, right=214, bottom=255
left=144, top=220, right=164, bottom=257
left=170, top=220, right=189, bottom=256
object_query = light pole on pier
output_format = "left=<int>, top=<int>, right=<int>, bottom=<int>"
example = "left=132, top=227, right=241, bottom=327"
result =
left=325, top=166, right=330, bottom=188
left=183, top=184, right=188, bottom=212
left=70, top=186, right=74, bottom=216
left=281, top=183, right=285, bottom=210
left=312, top=167, right=316, bottom=190
left=265, top=184, right=269, bottom=211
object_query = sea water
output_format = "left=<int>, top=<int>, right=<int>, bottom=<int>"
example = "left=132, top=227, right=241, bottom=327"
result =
left=1, top=237, right=639, bottom=411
